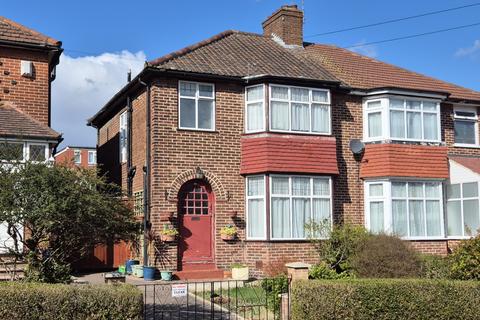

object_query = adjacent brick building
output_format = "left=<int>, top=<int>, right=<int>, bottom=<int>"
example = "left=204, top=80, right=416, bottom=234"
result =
left=54, top=146, right=97, bottom=168
left=89, top=5, right=480, bottom=277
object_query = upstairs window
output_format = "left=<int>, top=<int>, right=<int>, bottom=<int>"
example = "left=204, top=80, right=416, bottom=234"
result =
left=454, top=107, right=478, bottom=146
left=179, top=81, right=215, bottom=131
left=245, top=85, right=265, bottom=133
left=74, top=149, right=81, bottom=164
left=119, top=111, right=128, bottom=163
left=269, top=85, right=330, bottom=134
left=88, top=150, right=96, bottom=165
left=364, top=97, right=440, bottom=142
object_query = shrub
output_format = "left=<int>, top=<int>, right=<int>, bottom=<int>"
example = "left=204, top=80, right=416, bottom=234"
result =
left=261, top=275, right=289, bottom=310
left=291, top=279, right=480, bottom=320
left=262, top=257, right=293, bottom=277
left=309, top=262, right=352, bottom=280
left=450, top=235, right=480, bottom=280
left=350, top=234, right=421, bottom=278
left=420, top=254, right=451, bottom=279
left=0, top=283, right=143, bottom=320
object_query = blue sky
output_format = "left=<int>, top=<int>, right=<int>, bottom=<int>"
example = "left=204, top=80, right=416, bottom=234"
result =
left=3, top=0, right=480, bottom=146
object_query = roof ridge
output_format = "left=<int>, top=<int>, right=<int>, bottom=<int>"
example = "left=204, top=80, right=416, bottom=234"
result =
left=0, top=16, right=60, bottom=46
left=0, top=101, right=60, bottom=136
left=148, top=30, right=262, bottom=66
left=309, top=43, right=480, bottom=96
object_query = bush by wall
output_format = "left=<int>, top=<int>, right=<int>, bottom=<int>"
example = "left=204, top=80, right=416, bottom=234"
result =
left=0, top=283, right=143, bottom=320
left=449, top=235, right=480, bottom=280
left=291, top=279, right=480, bottom=320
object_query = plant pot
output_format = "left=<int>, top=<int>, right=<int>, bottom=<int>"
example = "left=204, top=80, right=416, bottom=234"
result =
left=135, top=265, right=144, bottom=278
left=160, top=270, right=173, bottom=281
left=143, top=266, right=156, bottom=281
left=221, top=233, right=236, bottom=241
left=232, top=267, right=249, bottom=280
left=118, top=265, right=126, bottom=274
left=125, top=259, right=139, bottom=274
left=161, top=234, right=176, bottom=242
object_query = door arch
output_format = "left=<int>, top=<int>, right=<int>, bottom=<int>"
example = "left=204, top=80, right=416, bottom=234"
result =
left=177, top=179, right=215, bottom=270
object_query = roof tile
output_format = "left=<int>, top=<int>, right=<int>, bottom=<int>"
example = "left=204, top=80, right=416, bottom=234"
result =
left=0, top=16, right=60, bottom=47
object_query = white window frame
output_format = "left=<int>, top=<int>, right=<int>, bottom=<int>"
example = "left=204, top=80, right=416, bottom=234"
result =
left=446, top=181, right=480, bottom=239
left=88, top=150, right=96, bottom=165
left=178, top=80, right=216, bottom=131
left=245, top=84, right=266, bottom=133
left=73, top=149, right=82, bottom=164
left=453, top=106, right=479, bottom=147
left=245, top=175, right=267, bottom=240
left=119, top=111, right=128, bottom=163
left=269, top=84, right=331, bottom=135
left=363, top=96, right=441, bottom=143
left=364, top=180, right=445, bottom=240
left=0, top=139, right=49, bottom=163
left=27, top=143, right=49, bottom=163
left=269, top=175, right=333, bottom=241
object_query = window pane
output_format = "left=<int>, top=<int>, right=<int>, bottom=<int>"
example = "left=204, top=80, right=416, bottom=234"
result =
left=369, top=184, right=383, bottom=197
left=368, top=112, right=382, bottom=137
left=271, top=101, right=289, bottom=130
left=409, top=200, right=425, bottom=237
left=199, top=84, right=213, bottom=98
left=455, top=120, right=476, bottom=144
left=312, top=199, right=330, bottom=225
left=180, top=98, right=195, bottom=128
left=406, top=100, right=421, bottom=110
left=313, top=179, right=330, bottom=196
left=0, top=142, right=23, bottom=161
left=271, top=198, right=290, bottom=238
left=423, top=113, right=438, bottom=140
left=291, top=103, right=309, bottom=131
left=463, top=182, right=478, bottom=198
left=312, top=104, right=329, bottom=133
left=390, top=110, right=405, bottom=138
left=464, top=199, right=479, bottom=236
left=247, top=102, right=263, bottom=131
left=248, top=199, right=265, bottom=238
left=426, top=200, right=442, bottom=237
left=392, top=182, right=407, bottom=197
left=392, top=200, right=408, bottom=237
left=292, top=177, right=310, bottom=196
left=198, top=99, right=213, bottom=129
left=247, top=86, right=263, bottom=101
left=407, top=112, right=422, bottom=139
left=370, top=202, right=384, bottom=234
left=271, top=86, right=288, bottom=100
left=425, top=183, right=440, bottom=198
left=292, top=198, right=310, bottom=238
left=447, top=200, right=462, bottom=236
left=367, top=100, right=382, bottom=109
left=30, top=145, right=46, bottom=162
left=408, top=183, right=423, bottom=198
left=74, top=151, right=81, bottom=163
left=390, top=99, right=404, bottom=109
left=271, top=177, right=289, bottom=195
left=180, top=82, right=196, bottom=97
left=247, top=176, right=264, bottom=196
left=423, top=101, right=437, bottom=111
left=447, top=184, right=461, bottom=199
left=291, top=88, right=309, bottom=102
left=312, top=90, right=328, bottom=103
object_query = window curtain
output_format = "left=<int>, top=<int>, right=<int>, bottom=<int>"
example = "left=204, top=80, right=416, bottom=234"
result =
left=272, top=177, right=289, bottom=195
left=390, top=110, right=405, bottom=138
left=368, top=112, right=382, bottom=137
left=247, top=102, right=263, bottom=131
left=312, top=104, right=329, bottom=133
left=248, top=177, right=264, bottom=196
left=463, top=199, right=480, bottom=236
left=271, top=101, right=289, bottom=130
left=313, top=179, right=329, bottom=196
left=272, top=198, right=290, bottom=238
left=198, top=100, right=213, bottom=129
left=369, top=202, right=384, bottom=233
left=248, top=199, right=265, bottom=238
left=392, top=200, right=408, bottom=236
left=313, top=199, right=330, bottom=237
left=292, top=198, right=310, bottom=238
left=407, top=112, right=422, bottom=139
left=447, top=201, right=462, bottom=236
left=409, top=200, right=425, bottom=236
left=423, top=113, right=437, bottom=140
left=426, top=200, right=441, bottom=237
left=291, top=103, right=309, bottom=131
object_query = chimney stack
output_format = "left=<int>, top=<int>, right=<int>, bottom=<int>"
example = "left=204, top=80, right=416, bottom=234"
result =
left=262, top=5, right=304, bottom=47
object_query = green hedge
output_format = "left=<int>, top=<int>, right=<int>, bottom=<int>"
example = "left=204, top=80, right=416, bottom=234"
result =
left=0, top=283, right=143, bottom=320
left=291, top=279, right=480, bottom=320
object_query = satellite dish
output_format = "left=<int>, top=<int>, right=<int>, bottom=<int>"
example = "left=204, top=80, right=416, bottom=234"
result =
left=349, top=139, right=365, bottom=155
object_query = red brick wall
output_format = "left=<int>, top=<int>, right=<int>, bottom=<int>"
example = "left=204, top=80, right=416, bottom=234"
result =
left=0, top=47, right=51, bottom=125
left=55, top=148, right=96, bottom=168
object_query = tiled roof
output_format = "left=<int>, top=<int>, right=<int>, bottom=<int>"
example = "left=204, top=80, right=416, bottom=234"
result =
left=149, top=30, right=339, bottom=82
left=0, top=102, right=61, bottom=140
left=449, top=156, right=480, bottom=175
left=302, top=43, right=480, bottom=102
left=0, top=16, right=60, bottom=47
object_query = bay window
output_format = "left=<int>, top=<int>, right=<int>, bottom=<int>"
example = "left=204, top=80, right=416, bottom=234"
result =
left=447, top=182, right=480, bottom=237
left=454, top=107, right=478, bottom=146
left=363, top=97, right=440, bottom=142
left=365, top=180, right=444, bottom=239
left=246, top=176, right=266, bottom=239
left=0, top=141, right=48, bottom=162
left=179, top=81, right=215, bottom=131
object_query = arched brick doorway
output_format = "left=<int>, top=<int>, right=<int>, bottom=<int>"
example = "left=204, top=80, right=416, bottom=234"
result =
left=177, top=179, right=215, bottom=271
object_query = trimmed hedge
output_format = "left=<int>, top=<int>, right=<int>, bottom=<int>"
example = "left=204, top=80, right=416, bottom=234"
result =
left=0, top=283, right=143, bottom=320
left=292, top=279, right=480, bottom=320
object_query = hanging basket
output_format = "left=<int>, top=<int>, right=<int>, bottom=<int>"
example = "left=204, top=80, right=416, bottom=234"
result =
left=221, top=233, right=236, bottom=241
left=160, top=234, right=176, bottom=242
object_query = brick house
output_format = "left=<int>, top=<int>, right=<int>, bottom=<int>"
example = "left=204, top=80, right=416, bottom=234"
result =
left=88, top=5, right=480, bottom=277
left=54, top=146, right=97, bottom=168
left=0, top=16, right=62, bottom=252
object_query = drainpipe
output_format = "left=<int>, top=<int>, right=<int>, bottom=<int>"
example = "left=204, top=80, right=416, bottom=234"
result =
left=138, top=78, right=151, bottom=267
left=126, top=96, right=133, bottom=197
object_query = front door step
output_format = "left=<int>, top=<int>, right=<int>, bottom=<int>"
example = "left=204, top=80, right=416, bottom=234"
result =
left=174, top=269, right=224, bottom=280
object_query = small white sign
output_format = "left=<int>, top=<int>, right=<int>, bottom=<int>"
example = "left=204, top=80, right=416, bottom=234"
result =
left=171, top=284, right=188, bottom=297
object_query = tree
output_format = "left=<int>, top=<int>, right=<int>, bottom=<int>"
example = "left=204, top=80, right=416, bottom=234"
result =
left=0, top=160, right=140, bottom=283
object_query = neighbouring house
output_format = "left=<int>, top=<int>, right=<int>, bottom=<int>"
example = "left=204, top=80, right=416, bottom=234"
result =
left=88, top=5, right=480, bottom=278
left=54, top=146, right=97, bottom=168
left=0, top=16, right=62, bottom=252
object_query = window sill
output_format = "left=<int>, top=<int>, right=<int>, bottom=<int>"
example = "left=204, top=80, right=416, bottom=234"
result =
left=453, top=143, right=480, bottom=149
left=402, top=237, right=447, bottom=241
left=177, top=128, right=218, bottom=133
left=269, top=129, right=331, bottom=136
left=244, top=238, right=324, bottom=242
left=447, top=236, right=475, bottom=240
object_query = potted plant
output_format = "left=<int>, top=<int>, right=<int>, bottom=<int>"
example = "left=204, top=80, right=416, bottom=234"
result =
left=231, top=263, right=249, bottom=280
left=160, top=270, right=173, bottom=281
left=160, top=225, right=178, bottom=242
left=220, top=225, right=237, bottom=241
left=143, top=229, right=157, bottom=281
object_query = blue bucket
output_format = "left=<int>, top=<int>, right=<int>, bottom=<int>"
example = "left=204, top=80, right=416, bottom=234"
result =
left=125, top=259, right=139, bottom=274
left=143, top=266, right=156, bottom=281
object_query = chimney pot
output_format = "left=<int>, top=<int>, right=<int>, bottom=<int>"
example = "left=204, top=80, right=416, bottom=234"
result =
left=262, top=5, right=304, bottom=47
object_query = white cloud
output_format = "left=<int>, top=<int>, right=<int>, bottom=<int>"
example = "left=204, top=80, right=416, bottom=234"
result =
left=51, top=51, right=146, bottom=148
left=455, top=40, right=480, bottom=58
left=349, top=40, right=378, bottom=58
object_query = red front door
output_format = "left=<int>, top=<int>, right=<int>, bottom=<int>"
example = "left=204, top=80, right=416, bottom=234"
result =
left=178, top=180, right=214, bottom=270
